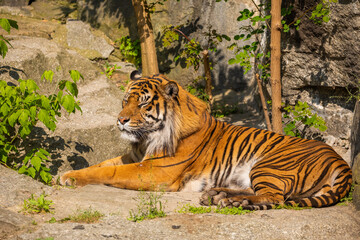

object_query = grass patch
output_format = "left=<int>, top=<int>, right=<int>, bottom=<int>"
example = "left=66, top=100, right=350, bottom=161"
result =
left=274, top=204, right=310, bottom=210
left=22, top=193, right=54, bottom=214
left=338, top=184, right=354, bottom=206
left=177, top=203, right=252, bottom=215
left=128, top=191, right=166, bottom=222
left=52, top=208, right=104, bottom=224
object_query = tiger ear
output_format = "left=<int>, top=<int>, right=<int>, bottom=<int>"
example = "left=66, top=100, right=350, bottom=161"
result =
left=164, top=81, right=179, bottom=98
left=130, top=70, right=142, bottom=81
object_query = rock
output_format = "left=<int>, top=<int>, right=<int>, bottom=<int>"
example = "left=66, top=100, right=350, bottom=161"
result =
left=46, top=74, right=132, bottom=174
left=353, top=185, right=360, bottom=211
left=351, top=101, right=360, bottom=167
left=350, top=99, right=360, bottom=210
left=0, top=166, right=53, bottom=209
left=0, top=207, right=34, bottom=240
left=1, top=19, right=131, bottom=176
left=353, top=154, right=360, bottom=184
left=352, top=154, right=360, bottom=211
left=282, top=0, right=360, bottom=152
left=76, top=0, right=259, bottom=107
left=66, top=19, right=114, bottom=59
left=108, top=61, right=137, bottom=74
left=1, top=35, right=100, bottom=85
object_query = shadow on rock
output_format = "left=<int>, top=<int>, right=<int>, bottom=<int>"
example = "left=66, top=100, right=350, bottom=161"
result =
left=19, top=127, right=93, bottom=175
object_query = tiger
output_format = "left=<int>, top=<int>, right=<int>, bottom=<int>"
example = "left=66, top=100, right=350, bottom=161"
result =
left=60, top=72, right=352, bottom=210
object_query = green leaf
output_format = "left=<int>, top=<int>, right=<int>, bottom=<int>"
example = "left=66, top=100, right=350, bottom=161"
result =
left=27, top=167, right=36, bottom=178
left=65, top=81, right=78, bottom=97
left=0, top=102, right=10, bottom=116
left=35, top=150, right=49, bottom=160
left=69, top=70, right=84, bottom=83
left=323, top=16, right=330, bottom=22
left=58, top=80, right=66, bottom=90
left=31, top=156, right=41, bottom=171
left=61, top=94, right=75, bottom=113
left=19, top=125, right=32, bottom=138
left=0, top=18, right=11, bottom=33
left=40, top=170, right=52, bottom=183
left=18, top=110, right=29, bottom=127
left=316, top=3, right=323, bottom=11
left=8, top=19, right=18, bottom=29
left=38, top=109, right=49, bottom=126
left=41, top=95, right=51, bottom=110
left=26, top=80, right=39, bottom=92
left=41, top=70, right=54, bottom=83
left=8, top=110, right=22, bottom=127
left=18, top=165, right=27, bottom=174
left=319, top=125, right=327, bottom=131
left=29, top=106, right=37, bottom=120
left=228, top=58, right=238, bottom=65
left=38, top=148, right=50, bottom=157
left=0, top=40, right=8, bottom=58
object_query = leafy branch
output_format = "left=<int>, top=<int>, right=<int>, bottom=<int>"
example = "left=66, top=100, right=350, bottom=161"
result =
left=0, top=70, right=83, bottom=183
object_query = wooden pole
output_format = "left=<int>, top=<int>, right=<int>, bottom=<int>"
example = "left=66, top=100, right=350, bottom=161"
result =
left=132, top=0, right=159, bottom=76
left=270, top=0, right=283, bottom=134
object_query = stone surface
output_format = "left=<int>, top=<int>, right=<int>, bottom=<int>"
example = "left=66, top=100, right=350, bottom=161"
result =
left=351, top=101, right=360, bottom=167
left=0, top=15, right=131, bottom=177
left=0, top=207, right=34, bottom=240
left=0, top=164, right=359, bottom=240
left=281, top=0, right=360, bottom=150
left=353, top=153, right=360, bottom=183
left=0, top=166, right=53, bottom=209
left=353, top=185, right=360, bottom=211
left=66, top=19, right=114, bottom=59
left=76, top=0, right=259, bottom=107
left=0, top=0, right=28, bottom=7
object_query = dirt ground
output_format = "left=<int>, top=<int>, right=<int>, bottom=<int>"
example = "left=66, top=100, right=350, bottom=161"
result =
left=1, top=166, right=359, bottom=240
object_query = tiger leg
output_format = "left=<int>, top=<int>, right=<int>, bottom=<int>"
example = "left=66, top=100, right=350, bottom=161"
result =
left=218, top=193, right=284, bottom=210
left=60, top=160, right=182, bottom=191
left=200, top=187, right=255, bottom=206
left=214, top=176, right=286, bottom=210
left=87, top=154, right=136, bottom=169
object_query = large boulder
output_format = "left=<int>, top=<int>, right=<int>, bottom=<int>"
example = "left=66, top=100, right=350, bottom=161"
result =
left=281, top=0, right=359, bottom=158
left=0, top=16, right=131, bottom=177
left=66, top=19, right=114, bottom=59
left=351, top=100, right=360, bottom=210
left=76, top=0, right=260, bottom=108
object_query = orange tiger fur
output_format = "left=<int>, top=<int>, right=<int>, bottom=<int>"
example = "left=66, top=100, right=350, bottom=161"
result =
left=60, top=73, right=352, bottom=210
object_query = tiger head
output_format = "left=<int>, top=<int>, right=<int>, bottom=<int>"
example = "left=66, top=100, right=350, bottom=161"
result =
left=117, top=71, right=207, bottom=156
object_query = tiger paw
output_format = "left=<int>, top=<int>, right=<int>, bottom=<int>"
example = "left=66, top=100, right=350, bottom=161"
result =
left=200, top=189, right=227, bottom=206
left=218, top=197, right=251, bottom=208
left=59, top=171, right=80, bottom=187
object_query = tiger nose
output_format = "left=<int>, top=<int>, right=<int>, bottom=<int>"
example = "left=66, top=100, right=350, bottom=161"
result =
left=118, top=116, right=130, bottom=125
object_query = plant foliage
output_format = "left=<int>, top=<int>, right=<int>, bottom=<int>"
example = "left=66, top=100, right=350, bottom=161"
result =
left=0, top=18, right=18, bottom=58
left=283, top=101, right=327, bottom=137
left=128, top=190, right=166, bottom=222
left=0, top=70, right=83, bottom=183
left=177, top=203, right=252, bottom=215
left=116, top=36, right=141, bottom=68
left=22, top=193, right=54, bottom=214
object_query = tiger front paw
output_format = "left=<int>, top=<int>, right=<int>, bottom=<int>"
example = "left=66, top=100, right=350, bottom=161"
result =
left=59, top=171, right=81, bottom=187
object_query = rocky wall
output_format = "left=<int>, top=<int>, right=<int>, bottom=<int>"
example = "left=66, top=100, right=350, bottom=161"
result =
left=76, top=0, right=261, bottom=107
left=281, top=0, right=360, bottom=157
